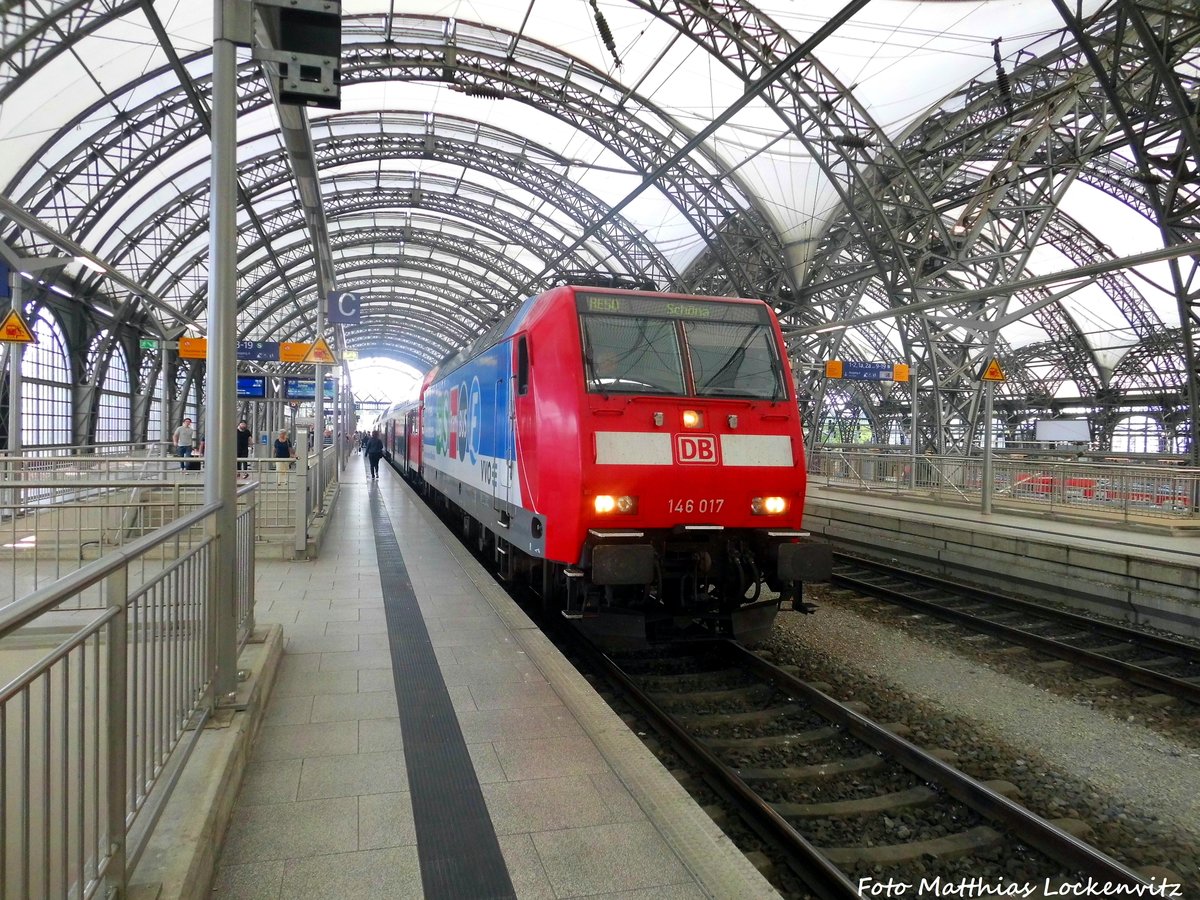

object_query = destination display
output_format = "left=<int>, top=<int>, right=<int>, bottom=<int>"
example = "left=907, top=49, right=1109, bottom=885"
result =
left=236, top=375, right=267, bottom=399
left=282, top=376, right=336, bottom=400
left=576, top=292, right=767, bottom=324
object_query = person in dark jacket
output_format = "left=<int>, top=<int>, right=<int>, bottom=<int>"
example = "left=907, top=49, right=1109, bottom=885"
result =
left=236, top=420, right=251, bottom=477
left=365, top=430, right=384, bottom=479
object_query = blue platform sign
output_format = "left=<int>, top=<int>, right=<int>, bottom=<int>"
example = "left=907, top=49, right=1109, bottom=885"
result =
left=237, top=340, right=278, bottom=361
left=842, top=361, right=892, bottom=381
left=327, top=291, right=362, bottom=325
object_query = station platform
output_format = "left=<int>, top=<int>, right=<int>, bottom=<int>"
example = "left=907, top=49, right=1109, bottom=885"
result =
left=803, top=484, right=1200, bottom=638
left=207, top=458, right=778, bottom=899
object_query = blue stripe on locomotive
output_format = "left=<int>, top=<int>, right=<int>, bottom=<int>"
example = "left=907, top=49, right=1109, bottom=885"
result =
left=422, top=340, right=518, bottom=502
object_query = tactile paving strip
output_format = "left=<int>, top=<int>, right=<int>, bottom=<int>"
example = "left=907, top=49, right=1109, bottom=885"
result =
left=370, top=489, right=517, bottom=899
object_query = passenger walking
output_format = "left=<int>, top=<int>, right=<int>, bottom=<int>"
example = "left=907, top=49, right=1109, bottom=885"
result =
left=172, top=417, right=195, bottom=469
left=236, top=420, right=251, bottom=477
left=273, top=429, right=295, bottom=476
left=366, top=430, right=384, bottom=479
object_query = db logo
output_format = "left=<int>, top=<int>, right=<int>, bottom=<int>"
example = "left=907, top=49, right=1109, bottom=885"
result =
left=674, top=434, right=719, bottom=465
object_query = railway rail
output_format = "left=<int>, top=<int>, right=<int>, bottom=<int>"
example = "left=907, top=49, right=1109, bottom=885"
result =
left=830, top=555, right=1200, bottom=708
left=573, top=637, right=1155, bottom=900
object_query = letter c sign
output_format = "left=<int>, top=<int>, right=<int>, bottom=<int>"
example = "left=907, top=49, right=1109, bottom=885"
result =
left=326, top=291, right=362, bottom=325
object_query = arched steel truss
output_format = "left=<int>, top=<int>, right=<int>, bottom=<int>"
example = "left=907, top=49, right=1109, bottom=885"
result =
left=0, top=2, right=1196, bottom=458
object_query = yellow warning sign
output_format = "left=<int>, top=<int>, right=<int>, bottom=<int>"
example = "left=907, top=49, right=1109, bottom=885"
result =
left=302, top=336, right=338, bottom=365
left=980, top=359, right=1006, bottom=382
left=0, top=309, right=35, bottom=343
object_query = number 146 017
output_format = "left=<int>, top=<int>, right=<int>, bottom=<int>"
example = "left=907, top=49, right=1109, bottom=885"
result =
left=668, top=498, right=724, bottom=514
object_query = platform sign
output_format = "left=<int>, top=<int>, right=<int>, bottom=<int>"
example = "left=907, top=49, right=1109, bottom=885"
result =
left=327, top=291, right=361, bottom=325
left=826, top=360, right=902, bottom=381
left=237, top=340, right=279, bottom=362
left=178, top=336, right=207, bottom=359
left=279, top=342, right=311, bottom=363
left=0, top=308, right=35, bottom=343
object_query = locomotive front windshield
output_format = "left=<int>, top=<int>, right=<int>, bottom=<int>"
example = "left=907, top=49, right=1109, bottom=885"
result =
left=579, top=294, right=786, bottom=400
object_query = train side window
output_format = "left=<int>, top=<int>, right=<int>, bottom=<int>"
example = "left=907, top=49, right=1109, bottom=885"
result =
left=517, top=336, right=530, bottom=395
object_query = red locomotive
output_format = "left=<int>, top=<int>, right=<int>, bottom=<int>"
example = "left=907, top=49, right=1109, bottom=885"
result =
left=379, top=284, right=829, bottom=643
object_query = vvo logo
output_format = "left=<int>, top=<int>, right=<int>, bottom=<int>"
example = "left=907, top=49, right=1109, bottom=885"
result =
left=674, top=433, right=720, bottom=465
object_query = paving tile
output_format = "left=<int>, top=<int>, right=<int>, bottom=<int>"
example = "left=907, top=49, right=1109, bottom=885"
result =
left=284, top=634, right=359, bottom=654
left=272, top=669, right=359, bottom=698
left=358, top=718, right=404, bottom=753
left=279, top=846, right=422, bottom=900
left=497, top=833, right=556, bottom=900
left=296, top=751, right=408, bottom=800
left=358, top=792, right=417, bottom=850
left=357, top=668, right=396, bottom=693
left=491, top=734, right=609, bottom=781
left=210, top=859, right=285, bottom=900
left=468, top=680, right=563, bottom=711
left=318, top=649, right=394, bottom=671
left=436, top=659, right=520, bottom=688
left=532, top=822, right=693, bottom=897
left=237, top=758, right=302, bottom=806
left=466, top=742, right=507, bottom=784
left=262, top=695, right=313, bottom=726
left=457, top=706, right=585, bottom=744
left=483, top=775, right=636, bottom=834
left=251, top=721, right=358, bottom=761
left=309, top=691, right=399, bottom=723
left=220, top=796, right=358, bottom=865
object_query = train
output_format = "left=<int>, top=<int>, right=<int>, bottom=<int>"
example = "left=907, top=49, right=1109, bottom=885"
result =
left=376, top=284, right=830, bottom=644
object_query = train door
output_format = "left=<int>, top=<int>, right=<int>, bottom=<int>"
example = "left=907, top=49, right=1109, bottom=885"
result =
left=493, top=336, right=525, bottom=512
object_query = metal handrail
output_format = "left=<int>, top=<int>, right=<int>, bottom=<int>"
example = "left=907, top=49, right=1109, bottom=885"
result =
left=1, top=491, right=254, bottom=899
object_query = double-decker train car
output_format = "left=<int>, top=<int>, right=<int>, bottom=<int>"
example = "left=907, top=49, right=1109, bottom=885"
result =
left=380, top=284, right=830, bottom=643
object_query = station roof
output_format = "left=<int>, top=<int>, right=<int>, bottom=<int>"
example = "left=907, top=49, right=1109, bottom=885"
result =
left=1, top=1, right=1197, bottom=444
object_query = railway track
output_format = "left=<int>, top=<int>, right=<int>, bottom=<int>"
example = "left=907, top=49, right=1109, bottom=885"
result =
left=577, top=637, right=1155, bottom=900
left=830, top=555, right=1200, bottom=708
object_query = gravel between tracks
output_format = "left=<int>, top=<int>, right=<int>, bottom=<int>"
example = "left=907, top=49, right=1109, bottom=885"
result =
left=767, top=598, right=1200, bottom=884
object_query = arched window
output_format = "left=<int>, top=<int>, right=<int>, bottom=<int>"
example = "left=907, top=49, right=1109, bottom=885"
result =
left=1112, top=415, right=1162, bottom=453
left=21, top=307, right=73, bottom=447
left=140, top=350, right=164, bottom=443
left=92, top=332, right=132, bottom=445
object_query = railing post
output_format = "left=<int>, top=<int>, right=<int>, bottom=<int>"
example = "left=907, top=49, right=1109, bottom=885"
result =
left=103, top=566, right=129, bottom=898
left=294, top=426, right=309, bottom=556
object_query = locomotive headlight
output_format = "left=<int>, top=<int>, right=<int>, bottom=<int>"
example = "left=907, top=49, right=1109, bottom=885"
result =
left=594, top=495, right=637, bottom=514
left=681, top=409, right=703, bottom=428
left=751, top=496, right=787, bottom=515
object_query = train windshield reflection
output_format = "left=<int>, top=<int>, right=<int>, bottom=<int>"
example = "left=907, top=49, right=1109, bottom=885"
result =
left=580, top=312, right=785, bottom=400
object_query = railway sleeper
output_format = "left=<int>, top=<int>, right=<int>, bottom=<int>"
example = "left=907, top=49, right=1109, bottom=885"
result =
left=647, top=684, right=773, bottom=708
left=736, top=752, right=883, bottom=781
left=820, top=824, right=1003, bottom=864
left=678, top=703, right=802, bottom=727
left=700, top=724, right=907, bottom=748
left=772, top=784, right=938, bottom=819
left=703, top=724, right=845, bottom=751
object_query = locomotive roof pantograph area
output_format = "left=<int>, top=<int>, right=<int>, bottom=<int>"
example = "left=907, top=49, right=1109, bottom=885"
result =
left=0, top=1, right=1196, bottom=460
